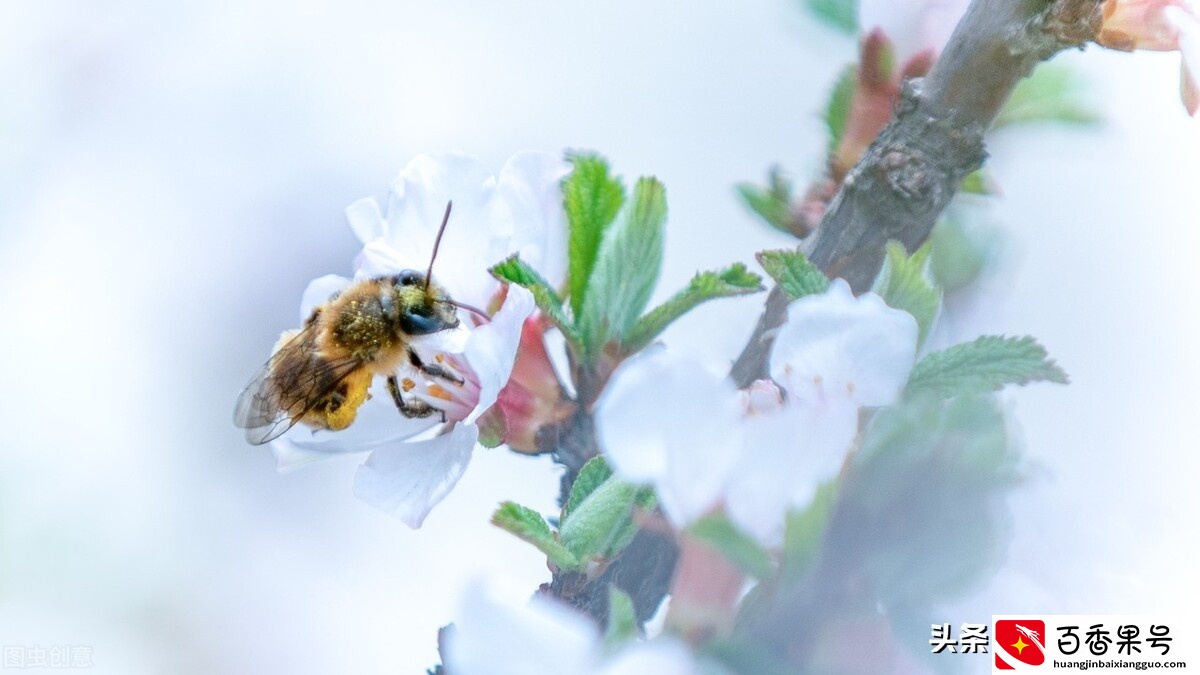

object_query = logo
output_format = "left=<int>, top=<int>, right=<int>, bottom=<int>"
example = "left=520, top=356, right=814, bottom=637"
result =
left=995, top=619, right=1046, bottom=670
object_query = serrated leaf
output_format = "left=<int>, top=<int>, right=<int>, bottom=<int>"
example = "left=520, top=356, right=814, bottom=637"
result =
left=995, top=63, right=1099, bottom=129
left=688, top=514, right=773, bottom=580
left=564, top=153, right=626, bottom=317
left=492, top=502, right=581, bottom=570
left=605, top=587, right=638, bottom=648
left=872, top=241, right=941, bottom=347
left=578, top=177, right=667, bottom=355
left=824, top=65, right=857, bottom=149
left=622, top=264, right=764, bottom=355
left=489, top=255, right=580, bottom=344
left=803, top=0, right=857, bottom=34
left=559, top=477, right=648, bottom=560
left=781, top=481, right=838, bottom=585
left=906, top=335, right=1069, bottom=398
left=564, top=456, right=613, bottom=520
left=757, top=248, right=830, bottom=300
left=737, top=167, right=797, bottom=235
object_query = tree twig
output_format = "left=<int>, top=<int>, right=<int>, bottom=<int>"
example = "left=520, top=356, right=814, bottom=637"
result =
left=731, top=0, right=1103, bottom=388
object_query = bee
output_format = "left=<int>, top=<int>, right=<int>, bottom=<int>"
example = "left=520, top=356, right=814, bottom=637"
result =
left=235, top=202, right=468, bottom=445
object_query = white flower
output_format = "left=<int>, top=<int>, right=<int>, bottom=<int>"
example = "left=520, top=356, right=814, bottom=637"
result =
left=595, top=280, right=918, bottom=546
left=443, top=579, right=698, bottom=675
left=725, top=279, right=918, bottom=545
left=594, top=349, right=743, bottom=526
left=270, top=152, right=567, bottom=527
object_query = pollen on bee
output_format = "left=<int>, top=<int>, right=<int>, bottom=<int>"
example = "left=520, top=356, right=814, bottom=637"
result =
left=426, top=384, right=454, bottom=402
left=435, top=354, right=445, bottom=363
left=401, top=378, right=416, bottom=392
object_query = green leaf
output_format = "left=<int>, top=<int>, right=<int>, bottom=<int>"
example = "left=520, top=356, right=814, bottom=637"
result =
left=622, top=264, right=764, bottom=355
left=781, top=481, right=838, bottom=585
left=844, top=394, right=1016, bottom=604
left=995, top=63, right=1099, bottom=129
left=564, top=153, right=626, bottom=317
left=604, top=587, right=638, bottom=648
left=688, top=514, right=773, bottom=580
left=824, top=65, right=857, bottom=149
left=928, top=213, right=1000, bottom=292
left=489, top=255, right=580, bottom=344
left=564, top=456, right=613, bottom=520
left=578, top=177, right=667, bottom=354
left=872, top=241, right=941, bottom=347
left=959, top=169, right=999, bottom=195
left=803, top=0, right=857, bottom=34
left=559, top=477, right=654, bottom=560
left=737, top=167, right=797, bottom=235
left=492, top=502, right=581, bottom=570
left=906, top=335, right=1069, bottom=398
left=757, top=248, right=830, bottom=300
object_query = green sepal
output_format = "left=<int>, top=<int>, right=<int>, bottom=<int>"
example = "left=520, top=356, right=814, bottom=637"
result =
left=475, top=406, right=507, bottom=449
left=757, top=248, right=830, bottom=300
left=906, top=335, right=1069, bottom=399
left=622, top=264, right=764, bottom=356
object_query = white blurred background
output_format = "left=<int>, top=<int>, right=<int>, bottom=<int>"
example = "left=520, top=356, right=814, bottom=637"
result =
left=1, top=0, right=1196, bottom=672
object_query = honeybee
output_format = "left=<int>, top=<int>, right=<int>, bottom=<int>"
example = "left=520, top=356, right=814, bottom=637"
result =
left=235, top=202, right=468, bottom=445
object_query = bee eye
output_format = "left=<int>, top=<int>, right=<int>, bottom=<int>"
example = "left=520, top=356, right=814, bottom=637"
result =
left=394, top=270, right=422, bottom=287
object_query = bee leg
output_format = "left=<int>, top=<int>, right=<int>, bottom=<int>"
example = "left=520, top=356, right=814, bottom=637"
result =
left=407, top=348, right=465, bottom=385
left=385, top=374, right=439, bottom=419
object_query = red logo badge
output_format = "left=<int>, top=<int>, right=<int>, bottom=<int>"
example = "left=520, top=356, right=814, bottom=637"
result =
left=995, top=619, right=1046, bottom=669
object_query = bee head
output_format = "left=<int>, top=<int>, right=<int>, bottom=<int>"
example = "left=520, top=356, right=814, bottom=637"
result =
left=391, top=270, right=460, bottom=335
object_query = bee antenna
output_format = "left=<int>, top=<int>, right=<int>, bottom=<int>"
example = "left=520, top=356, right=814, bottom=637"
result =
left=448, top=299, right=489, bottom=319
left=425, top=200, right=453, bottom=293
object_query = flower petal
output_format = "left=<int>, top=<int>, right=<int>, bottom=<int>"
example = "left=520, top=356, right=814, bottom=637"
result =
left=770, top=279, right=917, bottom=410
left=352, top=423, right=478, bottom=527
left=599, top=639, right=697, bottom=675
left=1166, top=5, right=1200, bottom=113
left=443, top=578, right=601, bottom=675
left=344, top=196, right=386, bottom=244
left=595, top=349, right=743, bottom=527
left=499, top=151, right=571, bottom=287
left=382, top=153, right=507, bottom=308
left=298, top=274, right=351, bottom=322
left=461, top=285, right=536, bottom=423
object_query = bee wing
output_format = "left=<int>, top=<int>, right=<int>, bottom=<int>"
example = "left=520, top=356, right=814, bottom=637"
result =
left=233, top=326, right=365, bottom=445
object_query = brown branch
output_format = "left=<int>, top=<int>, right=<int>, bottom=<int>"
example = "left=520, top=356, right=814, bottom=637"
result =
left=731, top=0, right=1103, bottom=388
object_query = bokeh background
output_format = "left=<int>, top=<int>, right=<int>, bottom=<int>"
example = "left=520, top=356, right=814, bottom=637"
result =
left=1, top=0, right=1197, bottom=672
